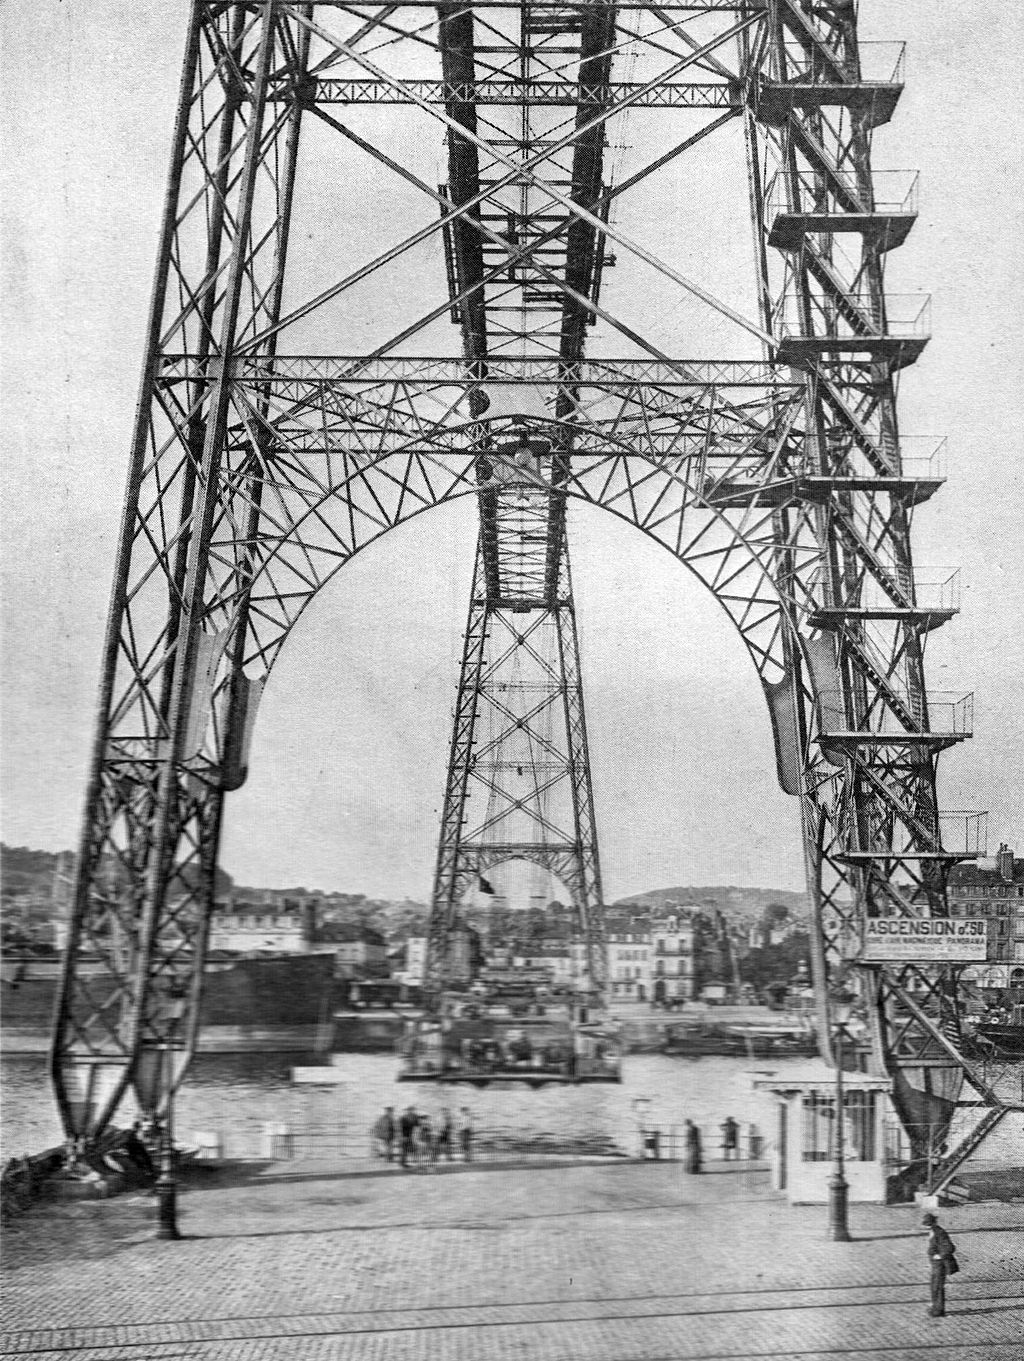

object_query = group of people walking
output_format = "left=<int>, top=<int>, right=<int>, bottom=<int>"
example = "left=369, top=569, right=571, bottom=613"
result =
left=371, top=1105, right=473, bottom=1168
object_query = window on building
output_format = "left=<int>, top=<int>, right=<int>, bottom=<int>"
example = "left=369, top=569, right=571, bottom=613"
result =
left=801, top=1091, right=876, bottom=1162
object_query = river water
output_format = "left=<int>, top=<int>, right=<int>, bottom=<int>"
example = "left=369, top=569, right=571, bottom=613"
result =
left=5, top=1051, right=1021, bottom=1164
left=1, top=1051, right=803, bottom=1162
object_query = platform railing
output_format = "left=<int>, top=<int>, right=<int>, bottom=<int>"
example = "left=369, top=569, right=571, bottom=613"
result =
left=776, top=291, right=931, bottom=342
left=811, top=564, right=960, bottom=615
left=937, top=812, right=989, bottom=858
left=815, top=690, right=974, bottom=739
left=184, top=1120, right=773, bottom=1168
left=769, top=41, right=906, bottom=88
left=766, top=169, right=918, bottom=220
left=808, top=434, right=946, bottom=484
left=891, top=436, right=947, bottom=481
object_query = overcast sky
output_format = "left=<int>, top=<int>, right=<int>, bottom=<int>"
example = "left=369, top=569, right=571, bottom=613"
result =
left=2, top=1, right=1021, bottom=906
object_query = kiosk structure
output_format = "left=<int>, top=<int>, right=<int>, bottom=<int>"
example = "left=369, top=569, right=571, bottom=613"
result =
left=754, top=1069, right=894, bottom=1205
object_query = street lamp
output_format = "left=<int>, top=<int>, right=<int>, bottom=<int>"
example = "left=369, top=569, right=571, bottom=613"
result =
left=138, top=987, right=187, bottom=1241
left=154, top=1038, right=181, bottom=1241
left=828, top=992, right=856, bottom=1242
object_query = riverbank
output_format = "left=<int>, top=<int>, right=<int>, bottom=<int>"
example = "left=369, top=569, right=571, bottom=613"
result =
left=3, top=1157, right=1022, bottom=1360
left=0, top=1025, right=327, bottom=1056
left=1, top=1002, right=819, bottom=1056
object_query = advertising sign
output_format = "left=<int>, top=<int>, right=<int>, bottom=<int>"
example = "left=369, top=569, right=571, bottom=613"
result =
left=861, top=917, right=987, bottom=962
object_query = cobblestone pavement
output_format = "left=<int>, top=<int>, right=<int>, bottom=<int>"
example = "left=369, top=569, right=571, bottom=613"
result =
left=3, top=1159, right=1022, bottom=1359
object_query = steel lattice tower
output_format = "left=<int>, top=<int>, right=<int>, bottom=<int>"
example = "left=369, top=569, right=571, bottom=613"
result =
left=52, top=0, right=1004, bottom=1185
left=427, top=488, right=605, bottom=994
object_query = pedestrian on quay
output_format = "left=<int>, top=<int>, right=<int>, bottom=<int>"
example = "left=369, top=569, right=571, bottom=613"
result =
left=720, top=1115, right=739, bottom=1161
left=435, top=1107, right=454, bottom=1162
left=399, top=1105, right=419, bottom=1168
left=683, top=1118, right=702, bottom=1174
left=372, top=1106, right=395, bottom=1162
left=923, top=1212, right=959, bottom=1317
left=458, top=1106, right=474, bottom=1162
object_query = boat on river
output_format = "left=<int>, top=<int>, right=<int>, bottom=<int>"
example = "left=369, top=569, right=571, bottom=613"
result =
left=966, top=1003, right=1024, bottom=1058
left=662, top=1020, right=818, bottom=1059
left=1, top=952, right=340, bottom=1047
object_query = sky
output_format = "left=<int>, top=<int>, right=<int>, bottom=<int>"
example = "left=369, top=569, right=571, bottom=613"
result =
left=1, top=1, right=1022, bottom=906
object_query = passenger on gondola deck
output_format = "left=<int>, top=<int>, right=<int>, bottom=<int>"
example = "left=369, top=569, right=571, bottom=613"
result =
left=399, top=1105, right=418, bottom=1168
left=435, top=1107, right=454, bottom=1161
left=418, top=1112, right=433, bottom=1164
left=458, top=1107, right=474, bottom=1161
left=372, top=1106, right=395, bottom=1162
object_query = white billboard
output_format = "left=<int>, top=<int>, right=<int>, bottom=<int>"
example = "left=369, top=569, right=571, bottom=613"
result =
left=861, top=917, right=987, bottom=962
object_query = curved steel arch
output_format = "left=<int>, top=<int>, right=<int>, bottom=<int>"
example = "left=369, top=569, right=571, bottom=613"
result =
left=200, top=399, right=814, bottom=690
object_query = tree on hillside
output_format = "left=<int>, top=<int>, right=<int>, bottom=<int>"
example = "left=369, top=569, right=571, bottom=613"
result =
left=737, top=930, right=811, bottom=989
left=525, top=905, right=547, bottom=942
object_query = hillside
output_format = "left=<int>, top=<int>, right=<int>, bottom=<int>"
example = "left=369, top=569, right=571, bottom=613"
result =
left=1, top=844, right=235, bottom=901
left=1, top=845, right=76, bottom=898
left=4, top=843, right=808, bottom=933
left=613, top=884, right=810, bottom=923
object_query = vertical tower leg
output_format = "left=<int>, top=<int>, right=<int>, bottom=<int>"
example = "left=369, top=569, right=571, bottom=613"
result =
left=746, top=0, right=997, bottom=1171
left=426, top=513, right=606, bottom=1003
left=51, top=1, right=312, bottom=1142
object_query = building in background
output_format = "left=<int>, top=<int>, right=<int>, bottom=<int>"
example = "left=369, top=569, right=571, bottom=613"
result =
left=949, top=842, right=1024, bottom=991
left=209, top=898, right=319, bottom=955
left=398, top=935, right=428, bottom=986
left=605, top=911, right=652, bottom=1000
left=511, top=942, right=575, bottom=985
left=650, top=908, right=699, bottom=1005
left=321, top=920, right=389, bottom=980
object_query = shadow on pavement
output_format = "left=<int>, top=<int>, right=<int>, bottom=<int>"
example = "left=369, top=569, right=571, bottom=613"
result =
left=186, top=1156, right=717, bottom=1190
left=956, top=1222, right=1024, bottom=1235
left=853, top=1231, right=921, bottom=1241
left=191, top=1195, right=779, bottom=1240
left=951, top=1303, right=1024, bottom=1316
left=855, top=1222, right=1024, bottom=1242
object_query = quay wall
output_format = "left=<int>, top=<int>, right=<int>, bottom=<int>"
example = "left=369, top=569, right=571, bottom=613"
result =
left=2, top=1003, right=818, bottom=1056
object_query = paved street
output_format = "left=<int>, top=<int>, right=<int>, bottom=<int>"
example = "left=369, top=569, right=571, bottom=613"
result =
left=3, top=1158, right=1022, bottom=1360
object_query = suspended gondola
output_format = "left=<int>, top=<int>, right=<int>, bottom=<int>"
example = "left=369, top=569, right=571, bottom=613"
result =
left=396, top=986, right=622, bottom=1086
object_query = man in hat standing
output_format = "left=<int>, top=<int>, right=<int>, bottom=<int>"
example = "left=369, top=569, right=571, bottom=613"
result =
left=922, top=1212, right=959, bottom=1317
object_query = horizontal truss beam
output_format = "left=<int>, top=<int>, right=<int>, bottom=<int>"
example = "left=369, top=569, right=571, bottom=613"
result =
left=158, top=356, right=803, bottom=387
left=286, top=78, right=736, bottom=106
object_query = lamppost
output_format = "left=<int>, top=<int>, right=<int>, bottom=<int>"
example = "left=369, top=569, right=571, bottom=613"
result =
left=827, top=993, right=856, bottom=1242
left=154, top=1039, right=180, bottom=1240
left=144, top=987, right=187, bottom=1241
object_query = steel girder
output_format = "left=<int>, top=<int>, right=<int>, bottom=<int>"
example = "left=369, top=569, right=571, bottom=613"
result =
left=424, top=0, right=614, bottom=998
left=426, top=529, right=605, bottom=993
left=51, top=0, right=995, bottom=1166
